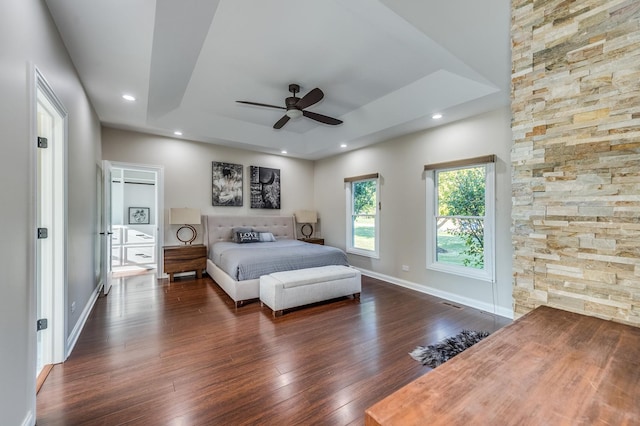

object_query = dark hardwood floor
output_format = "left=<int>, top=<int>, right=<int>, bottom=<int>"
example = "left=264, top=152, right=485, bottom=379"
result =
left=37, top=274, right=510, bottom=425
left=366, top=306, right=640, bottom=425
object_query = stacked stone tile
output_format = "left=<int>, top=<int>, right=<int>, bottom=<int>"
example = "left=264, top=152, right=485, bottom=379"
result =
left=511, top=0, right=640, bottom=324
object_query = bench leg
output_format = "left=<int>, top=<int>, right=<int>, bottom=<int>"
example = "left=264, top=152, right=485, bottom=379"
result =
left=273, top=309, right=283, bottom=318
left=353, top=292, right=361, bottom=301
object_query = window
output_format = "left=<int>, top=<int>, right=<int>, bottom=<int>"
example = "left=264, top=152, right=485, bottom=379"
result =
left=345, top=174, right=380, bottom=258
left=425, top=156, right=495, bottom=281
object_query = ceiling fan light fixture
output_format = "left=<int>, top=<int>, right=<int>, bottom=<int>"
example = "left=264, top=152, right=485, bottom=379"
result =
left=237, top=84, right=341, bottom=129
left=286, top=109, right=303, bottom=119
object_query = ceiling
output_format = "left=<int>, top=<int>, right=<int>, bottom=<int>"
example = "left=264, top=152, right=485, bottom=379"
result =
left=45, top=0, right=511, bottom=160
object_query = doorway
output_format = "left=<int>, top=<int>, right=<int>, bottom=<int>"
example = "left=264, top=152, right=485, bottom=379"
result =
left=35, top=68, right=67, bottom=386
left=107, top=163, right=163, bottom=279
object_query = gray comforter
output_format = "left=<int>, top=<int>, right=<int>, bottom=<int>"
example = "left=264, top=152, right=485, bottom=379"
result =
left=211, top=239, right=349, bottom=281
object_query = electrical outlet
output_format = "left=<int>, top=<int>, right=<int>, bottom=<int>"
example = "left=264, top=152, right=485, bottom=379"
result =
left=71, top=301, right=76, bottom=313
left=402, top=265, right=410, bottom=272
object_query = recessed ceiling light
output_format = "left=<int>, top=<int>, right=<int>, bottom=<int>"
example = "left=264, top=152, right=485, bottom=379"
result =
left=432, top=113, right=443, bottom=119
left=174, top=130, right=183, bottom=136
left=122, top=94, right=136, bottom=101
left=340, top=144, right=347, bottom=148
left=281, top=150, right=287, bottom=154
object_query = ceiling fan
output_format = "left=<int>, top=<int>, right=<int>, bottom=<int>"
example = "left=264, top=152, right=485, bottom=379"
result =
left=236, top=84, right=343, bottom=130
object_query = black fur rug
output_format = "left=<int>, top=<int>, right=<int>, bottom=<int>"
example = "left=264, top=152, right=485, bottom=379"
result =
left=409, top=330, right=490, bottom=368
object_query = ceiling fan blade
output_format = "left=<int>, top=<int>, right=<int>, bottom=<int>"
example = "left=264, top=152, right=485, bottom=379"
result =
left=273, top=115, right=290, bottom=129
left=295, top=88, right=324, bottom=110
left=236, top=100, right=285, bottom=110
left=303, top=110, right=343, bottom=126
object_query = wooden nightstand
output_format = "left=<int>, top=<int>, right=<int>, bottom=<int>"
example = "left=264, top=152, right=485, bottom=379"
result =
left=299, top=238, right=324, bottom=245
left=163, top=244, right=207, bottom=282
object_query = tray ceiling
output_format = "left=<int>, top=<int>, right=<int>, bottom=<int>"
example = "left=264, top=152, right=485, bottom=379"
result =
left=45, top=0, right=510, bottom=159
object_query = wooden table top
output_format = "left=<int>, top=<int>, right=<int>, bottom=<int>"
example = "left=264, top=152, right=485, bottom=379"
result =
left=365, top=306, right=640, bottom=425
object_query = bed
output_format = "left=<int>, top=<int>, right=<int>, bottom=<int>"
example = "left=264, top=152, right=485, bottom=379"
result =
left=203, top=215, right=349, bottom=307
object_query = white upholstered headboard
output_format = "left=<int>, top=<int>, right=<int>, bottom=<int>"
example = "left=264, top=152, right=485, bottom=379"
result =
left=203, top=215, right=296, bottom=246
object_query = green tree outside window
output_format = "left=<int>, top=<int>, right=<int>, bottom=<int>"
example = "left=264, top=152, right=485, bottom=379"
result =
left=352, top=180, right=376, bottom=251
left=437, top=166, right=485, bottom=268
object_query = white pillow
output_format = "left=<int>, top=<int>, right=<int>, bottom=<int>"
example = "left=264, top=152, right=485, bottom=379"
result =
left=258, top=232, right=277, bottom=242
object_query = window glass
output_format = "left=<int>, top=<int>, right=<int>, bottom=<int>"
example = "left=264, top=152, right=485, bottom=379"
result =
left=436, top=166, right=485, bottom=269
left=427, top=163, right=494, bottom=281
left=346, top=178, right=379, bottom=258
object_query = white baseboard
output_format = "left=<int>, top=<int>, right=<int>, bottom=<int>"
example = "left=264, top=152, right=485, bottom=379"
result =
left=21, top=410, right=34, bottom=426
left=66, top=284, right=101, bottom=357
left=356, top=268, right=513, bottom=319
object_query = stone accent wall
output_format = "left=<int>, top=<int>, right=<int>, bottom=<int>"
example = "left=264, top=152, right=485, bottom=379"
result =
left=511, top=0, right=640, bottom=325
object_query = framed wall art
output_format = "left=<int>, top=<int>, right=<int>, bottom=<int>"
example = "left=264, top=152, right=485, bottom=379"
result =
left=250, top=166, right=281, bottom=209
left=128, top=207, right=150, bottom=224
left=212, top=161, right=243, bottom=206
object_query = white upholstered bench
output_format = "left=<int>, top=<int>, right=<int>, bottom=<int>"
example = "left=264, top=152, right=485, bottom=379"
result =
left=259, top=265, right=361, bottom=317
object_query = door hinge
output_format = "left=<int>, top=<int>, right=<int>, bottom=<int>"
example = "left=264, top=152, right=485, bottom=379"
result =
left=37, top=228, right=48, bottom=239
left=37, top=136, right=48, bottom=148
left=37, top=318, right=48, bottom=331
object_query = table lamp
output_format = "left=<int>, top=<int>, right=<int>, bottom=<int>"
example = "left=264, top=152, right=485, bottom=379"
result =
left=295, top=210, right=318, bottom=239
left=170, top=208, right=201, bottom=244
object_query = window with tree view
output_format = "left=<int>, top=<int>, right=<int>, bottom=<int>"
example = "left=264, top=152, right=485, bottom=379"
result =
left=426, top=158, right=494, bottom=281
left=346, top=176, right=379, bottom=258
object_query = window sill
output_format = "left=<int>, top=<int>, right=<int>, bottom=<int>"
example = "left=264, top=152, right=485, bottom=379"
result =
left=347, top=247, right=380, bottom=259
left=427, top=262, right=493, bottom=282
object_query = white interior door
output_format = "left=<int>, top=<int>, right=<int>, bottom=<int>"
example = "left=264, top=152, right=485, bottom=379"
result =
left=35, top=70, right=67, bottom=377
left=101, top=160, right=114, bottom=295
left=36, top=93, right=54, bottom=377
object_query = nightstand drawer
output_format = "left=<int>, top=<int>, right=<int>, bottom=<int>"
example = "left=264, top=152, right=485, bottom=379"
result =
left=163, top=244, right=207, bottom=281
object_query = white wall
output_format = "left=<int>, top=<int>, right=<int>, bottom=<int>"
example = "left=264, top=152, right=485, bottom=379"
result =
left=101, top=127, right=316, bottom=246
left=315, top=108, right=513, bottom=317
left=0, top=1, right=102, bottom=424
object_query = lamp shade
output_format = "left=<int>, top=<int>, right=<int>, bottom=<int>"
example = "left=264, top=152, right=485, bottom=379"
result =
left=170, top=208, right=201, bottom=225
left=295, top=210, right=317, bottom=224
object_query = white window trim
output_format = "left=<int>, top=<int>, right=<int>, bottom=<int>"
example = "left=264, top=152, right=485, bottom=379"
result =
left=426, top=162, right=495, bottom=282
left=345, top=177, right=380, bottom=259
